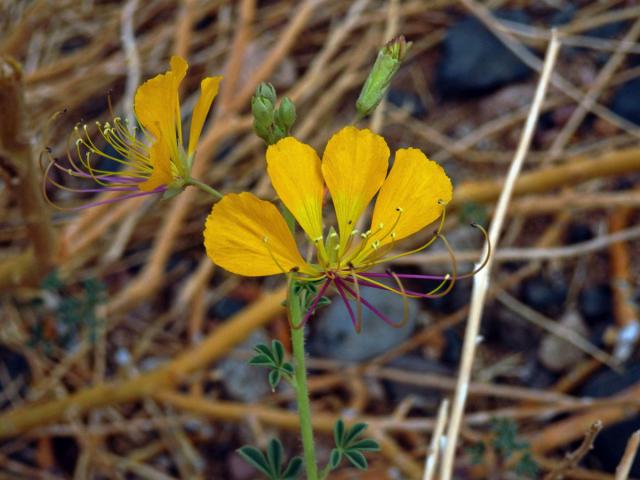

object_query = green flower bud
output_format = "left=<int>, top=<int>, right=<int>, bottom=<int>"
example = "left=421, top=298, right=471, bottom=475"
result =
left=255, top=82, right=277, bottom=105
left=253, top=119, right=271, bottom=143
left=275, top=97, right=296, bottom=133
left=356, top=35, right=412, bottom=118
left=270, top=124, right=286, bottom=144
left=251, top=95, right=274, bottom=126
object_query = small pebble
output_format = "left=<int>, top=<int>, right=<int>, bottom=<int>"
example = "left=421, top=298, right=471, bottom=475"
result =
left=538, top=310, right=588, bottom=372
left=308, top=286, right=419, bottom=362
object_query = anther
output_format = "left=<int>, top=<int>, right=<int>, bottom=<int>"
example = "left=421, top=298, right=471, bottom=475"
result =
left=396, top=207, right=403, bottom=212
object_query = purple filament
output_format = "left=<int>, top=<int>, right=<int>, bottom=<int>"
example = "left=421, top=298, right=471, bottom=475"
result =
left=332, top=277, right=359, bottom=331
left=334, top=276, right=404, bottom=328
left=300, top=278, right=332, bottom=326
left=359, top=271, right=449, bottom=281
left=69, top=187, right=165, bottom=210
left=343, top=276, right=442, bottom=299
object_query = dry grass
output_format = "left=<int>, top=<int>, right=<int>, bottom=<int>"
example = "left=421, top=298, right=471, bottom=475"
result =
left=1, top=1, right=639, bottom=478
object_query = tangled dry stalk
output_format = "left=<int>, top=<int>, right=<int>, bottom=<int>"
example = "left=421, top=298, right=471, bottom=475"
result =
left=1, top=1, right=640, bottom=478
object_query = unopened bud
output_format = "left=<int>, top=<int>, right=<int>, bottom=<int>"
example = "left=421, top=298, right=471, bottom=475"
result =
left=251, top=95, right=274, bottom=126
left=253, top=120, right=271, bottom=143
left=275, top=97, right=296, bottom=133
left=356, top=35, right=412, bottom=118
left=255, top=82, right=277, bottom=104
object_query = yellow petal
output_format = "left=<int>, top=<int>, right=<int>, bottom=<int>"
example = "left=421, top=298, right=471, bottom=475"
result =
left=266, top=137, right=324, bottom=241
left=134, top=55, right=187, bottom=143
left=204, top=192, right=313, bottom=277
left=371, top=148, right=452, bottom=245
left=321, top=126, right=389, bottom=253
left=138, top=140, right=173, bottom=191
left=188, top=76, right=222, bottom=156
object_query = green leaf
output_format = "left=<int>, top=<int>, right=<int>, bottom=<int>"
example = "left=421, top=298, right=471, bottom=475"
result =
left=329, top=449, right=342, bottom=469
left=281, top=362, right=294, bottom=376
left=344, top=422, right=368, bottom=445
left=254, top=344, right=274, bottom=358
left=315, top=296, right=331, bottom=309
left=334, top=419, right=345, bottom=447
left=515, top=452, right=539, bottom=478
left=272, top=339, right=285, bottom=365
left=491, top=418, right=520, bottom=458
left=268, top=369, right=282, bottom=391
left=237, top=446, right=272, bottom=476
left=249, top=354, right=274, bottom=367
left=344, top=450, right=368, bottom=470
left=350, top=439, right=380, bottom=452
left=266, top=438, right=284, bottom=474
left=282, top=456, right=303, bottom=480
left=467, top=442, right=486, bottom=465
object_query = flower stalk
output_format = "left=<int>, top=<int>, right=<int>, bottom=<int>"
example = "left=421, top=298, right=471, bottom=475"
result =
left=288, top=279, right=319, bottom=480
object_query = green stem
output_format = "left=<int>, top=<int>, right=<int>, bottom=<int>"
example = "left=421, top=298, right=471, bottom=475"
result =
left=289, top=285, right=318, bottom=480
left=186, top=177, right=223, bottom=200
left=319, top=463, right=333, bottom=480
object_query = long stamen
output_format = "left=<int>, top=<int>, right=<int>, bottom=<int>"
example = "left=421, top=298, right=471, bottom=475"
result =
left=348, top=272, right=450, bottom=299
left=294, top=278, right=332, bottom=329
left=359, top=202, right=447, bottom=269
left=457, top=223, right=491, bottom=279
left=333, top=276, right=358, bottom=331
left=336, top=278, right=406, bottom=328
left=350, top=268, right=363, bottom=333
left=388, top=270, right=409, bottom=328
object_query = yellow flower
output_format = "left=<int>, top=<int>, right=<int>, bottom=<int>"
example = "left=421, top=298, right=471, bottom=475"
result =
left=203, top=126, right=454, bottom=327
left=46, top=56, right=222, bottom=207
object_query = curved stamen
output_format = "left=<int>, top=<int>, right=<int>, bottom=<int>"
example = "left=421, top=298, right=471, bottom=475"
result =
left=456, top=223, right=491, bottom=280
left=388, top=270, right=409, bottom=328
left=336, top=277, right=406, bottom=328
left=349, top=271, right=450, bottom=299
left=359, top=223, right=491, bottom=282
left=358, top=202, right=447, bottom=270
left=292, top=277, right=332, bottom=329
left=333, top=276, right=358, bottom=331
left=351, top=208, right=404, bottom=266
left=350, top=268, right=363, bottom=333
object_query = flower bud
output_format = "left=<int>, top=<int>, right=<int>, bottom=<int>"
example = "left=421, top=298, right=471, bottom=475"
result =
left=253, top=119, right=271, bottom=143
left=251, top=95, right=274, bottom=126
left=356, top=35, right=412, bottom=118
left=275, top=97, right=296, bottom=133
left=255, top=82, right=277, bottom=105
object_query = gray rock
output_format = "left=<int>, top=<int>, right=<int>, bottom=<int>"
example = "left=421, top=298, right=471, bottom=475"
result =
left=219, top=330, right=271, bottom=402
left=580, top=365, right=640, bottom=476
left=538, top=310, right=588, bottom=372
left=309, top=286, right=418, bottom=362
left=611, top=78, right=640, bottom=126
left=436, top=11, right=532, bottom=97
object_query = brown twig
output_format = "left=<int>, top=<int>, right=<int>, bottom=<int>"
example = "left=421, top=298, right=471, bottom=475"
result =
left=543, top=421, right=603, bottom=480
left=0, top=56, right=56, bottom=289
